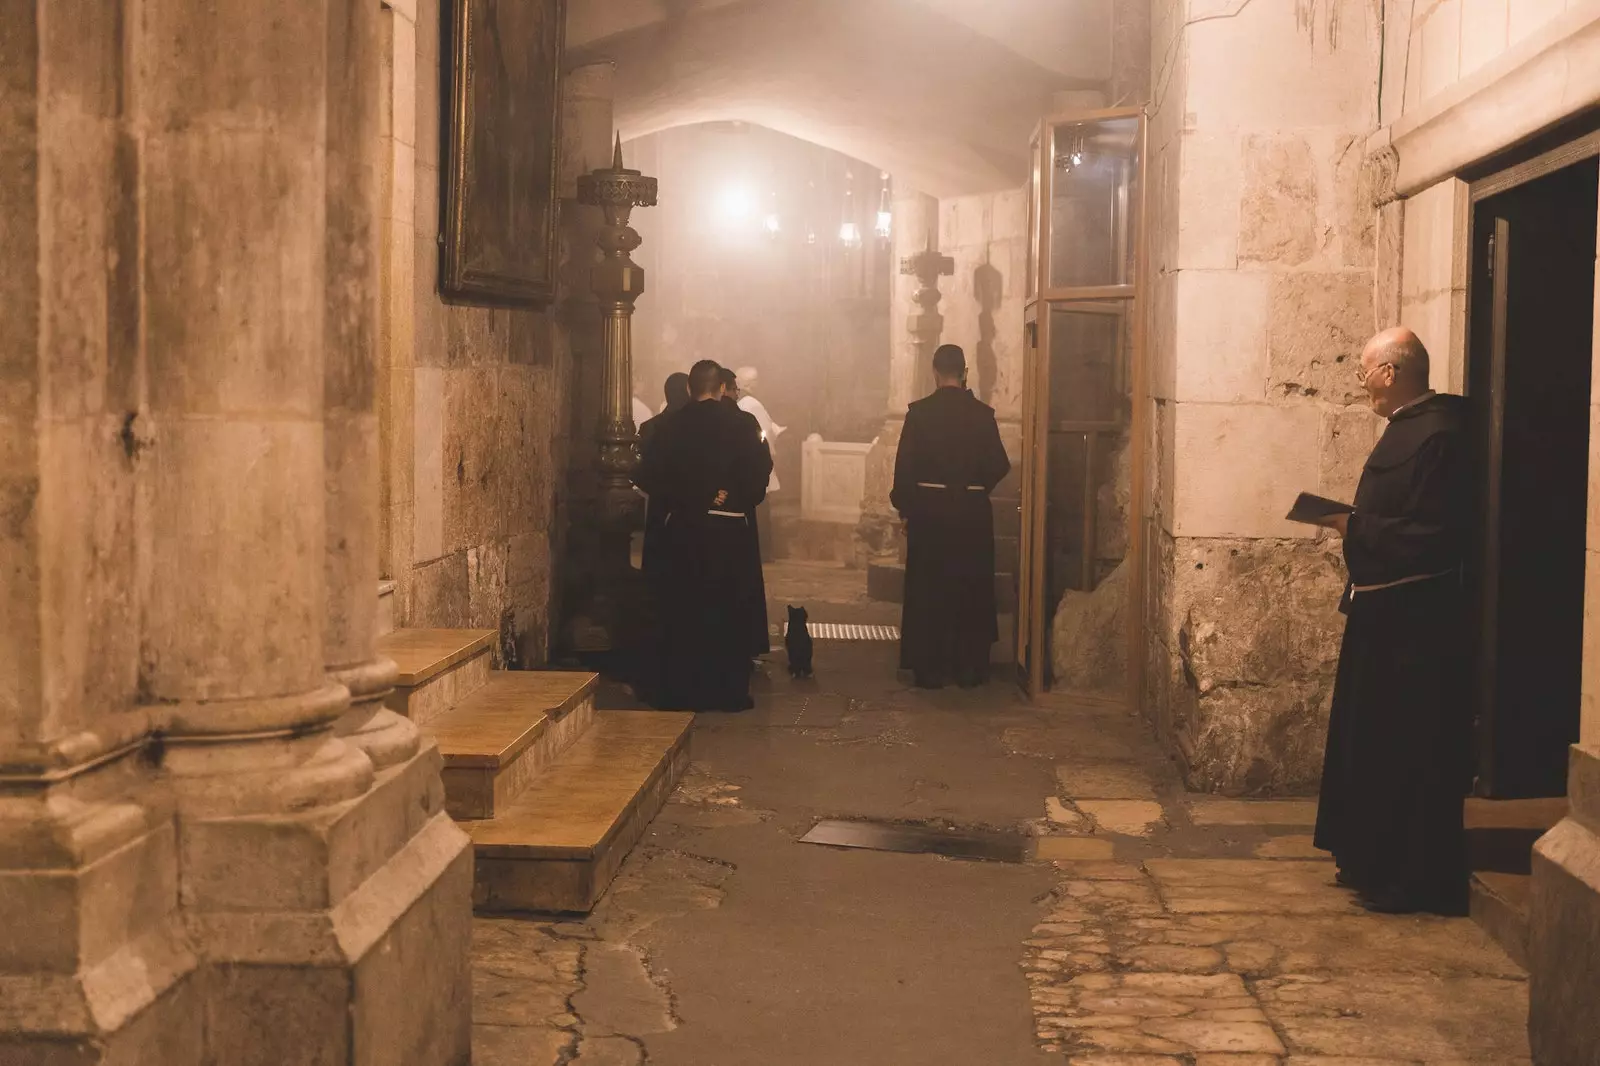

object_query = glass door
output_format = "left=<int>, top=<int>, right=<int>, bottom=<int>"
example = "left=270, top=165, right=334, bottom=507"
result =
left=1017, top=108, right=1148, bottom=702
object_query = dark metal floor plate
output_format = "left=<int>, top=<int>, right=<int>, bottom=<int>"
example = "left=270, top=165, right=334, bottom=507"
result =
left=799, top=819, right=1027, bottom=863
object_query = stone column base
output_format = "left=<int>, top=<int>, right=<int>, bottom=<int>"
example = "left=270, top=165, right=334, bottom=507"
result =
left=0, top=755, right=202, bottom=1065
left=1529, top=742, right=1600, bottom=1066
left=181, top=741, right=474, bottom=1066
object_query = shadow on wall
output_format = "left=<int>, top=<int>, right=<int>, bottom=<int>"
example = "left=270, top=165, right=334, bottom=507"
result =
left=973, top=258, right=1003, bottom=405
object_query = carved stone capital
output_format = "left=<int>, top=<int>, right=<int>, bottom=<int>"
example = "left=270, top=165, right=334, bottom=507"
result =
left=1362, top=145, right=1401, bottom=207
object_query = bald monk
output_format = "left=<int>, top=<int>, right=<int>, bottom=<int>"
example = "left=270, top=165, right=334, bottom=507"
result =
left=1310, top=327, right=1472, bottom=914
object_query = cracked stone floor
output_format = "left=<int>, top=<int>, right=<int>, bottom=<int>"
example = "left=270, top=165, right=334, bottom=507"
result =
left=471, top=562, right=1530, bottom=1066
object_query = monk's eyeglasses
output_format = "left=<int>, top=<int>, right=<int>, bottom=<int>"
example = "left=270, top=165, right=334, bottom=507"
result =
left=1354, top=362, right=1394, bottom=386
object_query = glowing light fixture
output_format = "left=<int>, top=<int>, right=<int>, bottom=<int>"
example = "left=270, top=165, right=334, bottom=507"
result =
left=838, top=171, right=862, bottom=249
left=716, top=184, right=757, bottom=226
left=1056, top=133, right=1088, bottom=172
left=875, top=171, right=892, bottom=240
left=762, top=190, right=781, bottom=238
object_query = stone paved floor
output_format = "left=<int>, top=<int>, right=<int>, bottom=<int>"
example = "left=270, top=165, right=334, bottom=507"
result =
left=473, top=571, right=1530, bottom=1065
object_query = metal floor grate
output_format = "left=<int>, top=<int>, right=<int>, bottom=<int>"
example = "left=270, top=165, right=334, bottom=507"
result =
left=799, top=819, right=1028, bottom=863
left=779, top=622, right=900, bottom=641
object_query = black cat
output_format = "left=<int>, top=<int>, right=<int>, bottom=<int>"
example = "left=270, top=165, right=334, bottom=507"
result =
left=785, top=605, right=814, bottom=679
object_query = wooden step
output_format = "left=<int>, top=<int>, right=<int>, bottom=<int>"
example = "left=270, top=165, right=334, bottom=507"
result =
left=375, top=627, right=496, bottom=726
left=466, top=710, right=694, bottom=915
left=1470, top=871, right=1531, bottom=969
left=428, top=671, right=598, bottom=820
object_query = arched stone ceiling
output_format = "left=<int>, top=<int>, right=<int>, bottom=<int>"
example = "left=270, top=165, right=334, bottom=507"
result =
left=568, top=0, right=1115, bottom=198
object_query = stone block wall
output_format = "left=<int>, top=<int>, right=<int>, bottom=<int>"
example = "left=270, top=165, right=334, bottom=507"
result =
left=939, top=187, right=1028, bottom=425
left=379, top=0, right=605, bottom=666
left=1144, top=0, right=1383, bottom=794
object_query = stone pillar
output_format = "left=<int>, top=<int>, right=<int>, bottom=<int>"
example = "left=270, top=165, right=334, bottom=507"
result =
left=856, top=192, right=940, bottom=566
left=139, top=0, right=471, bottom=1061
left=1144, top=0, right=1382, bottom=793
left=376, top=0, right=421, bottom=620
left=0, top=3, right=201, bottom=1057
left=901, top=245, right=957, bottom=398
left=326, top=0, right=414, bottom=769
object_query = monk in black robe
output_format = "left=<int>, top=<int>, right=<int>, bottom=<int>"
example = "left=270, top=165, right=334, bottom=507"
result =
left=633, top=360, right=772, bottom=711
left=631, top=372, right=691, bottom=701
left=1311, top=327, right=1473, bottom=915
left=891, top=344, right=1011, bottom=688
left=638, top=371, right=690, bottom=579
left=719, top=367, right=772, bottom=660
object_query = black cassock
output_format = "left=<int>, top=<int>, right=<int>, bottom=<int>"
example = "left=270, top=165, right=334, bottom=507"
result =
left=890, top=386, right=1011, bottom=684
left=633, top=398, right=772, bottom=711
left=637, top=407, right=678, bottom=582
left=722, top=397, right=772, bottom=657
left=1314, top=393, right=1472, bottom=912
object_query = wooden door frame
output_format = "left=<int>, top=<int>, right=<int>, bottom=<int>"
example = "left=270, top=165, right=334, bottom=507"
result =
left=1463, top=129, right=1600, bottom=793
left=1016, top=107, right=1150, bottom=703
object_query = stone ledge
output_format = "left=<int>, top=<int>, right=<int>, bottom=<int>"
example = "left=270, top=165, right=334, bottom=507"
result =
left=1390, top=0, right=1600, bottom=196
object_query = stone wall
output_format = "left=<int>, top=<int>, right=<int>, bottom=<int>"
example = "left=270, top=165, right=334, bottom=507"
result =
left=1380, top=0, right=1585, bottom=400
left=1144, top=0, right=1382, bottom=794
left=378, top=0, right=604, bottom=666
left=940, top=188, right=1029, bottom=425
left=857, top=191, right=940, bottom=563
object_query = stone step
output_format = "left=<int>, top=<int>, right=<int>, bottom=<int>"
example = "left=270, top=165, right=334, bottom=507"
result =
left=466, top=710, right=694, bottom=915
left=375, top=627, right=497, bottom=726
left=377, top=579, right=397, bottom=636
left=1465, top=796, right=1568, bottom=874
left=426, top=671, right=599, bottom=820
left=1470, top=871, right=1531, bottom=969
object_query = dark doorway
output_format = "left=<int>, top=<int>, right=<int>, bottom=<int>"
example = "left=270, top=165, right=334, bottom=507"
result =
left=1467, top=156, right=1599, bottom=798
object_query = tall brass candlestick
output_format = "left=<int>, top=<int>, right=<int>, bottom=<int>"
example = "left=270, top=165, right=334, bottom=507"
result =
left=577, top=136, right=658, bottom=490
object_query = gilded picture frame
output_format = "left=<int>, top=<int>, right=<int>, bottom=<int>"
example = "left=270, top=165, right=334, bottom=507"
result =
left=441, top=0, right=566, bottom=306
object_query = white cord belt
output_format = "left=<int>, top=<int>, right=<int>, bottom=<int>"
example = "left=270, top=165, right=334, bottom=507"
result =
left=1350, top=570, right=1454, bottom=595
left=915, top=482, right=985, bottom=491
left=707, top=509, right=747, bottom=519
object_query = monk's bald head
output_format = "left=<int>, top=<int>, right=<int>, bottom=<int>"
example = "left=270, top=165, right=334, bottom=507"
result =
left=1365, top=327, right=1430, bottom=388
left=1358, top=327, right=1431, bottom=416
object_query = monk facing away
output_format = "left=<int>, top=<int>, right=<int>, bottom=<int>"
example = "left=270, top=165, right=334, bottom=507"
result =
left=1310, top=326, right=1473, bottom=915
left=890, top=344, right=1011, bottom=689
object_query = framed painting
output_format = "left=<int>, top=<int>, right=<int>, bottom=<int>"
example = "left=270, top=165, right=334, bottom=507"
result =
left=442, top=0, right=566, bottom=305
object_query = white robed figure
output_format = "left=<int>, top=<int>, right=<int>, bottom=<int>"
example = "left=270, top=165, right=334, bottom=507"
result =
left=735, top=366, right=784, bottom=492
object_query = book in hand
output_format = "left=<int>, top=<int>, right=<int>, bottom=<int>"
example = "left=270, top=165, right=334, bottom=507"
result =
left=1286, top=492, right=1354, bottom=525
